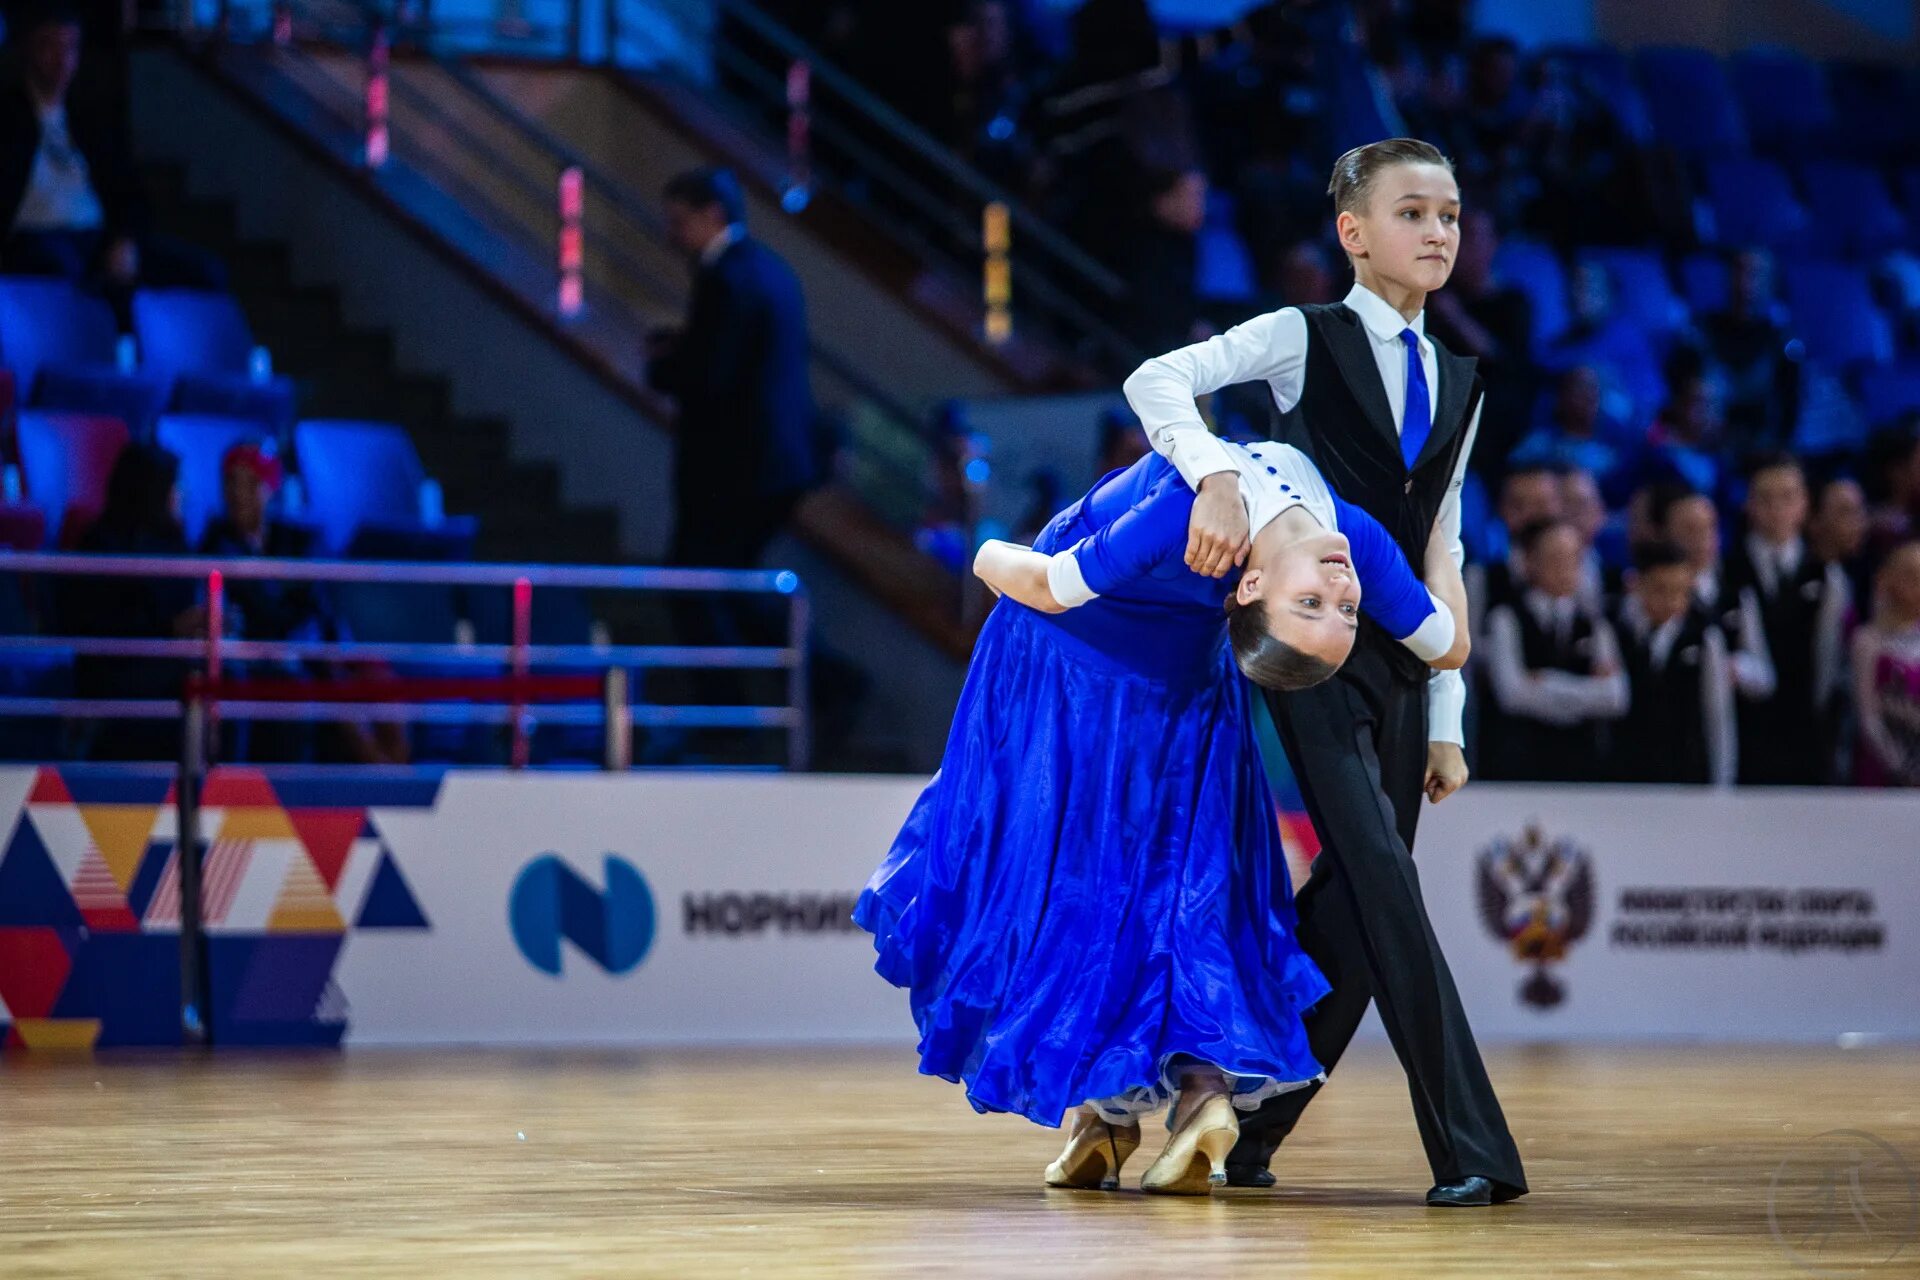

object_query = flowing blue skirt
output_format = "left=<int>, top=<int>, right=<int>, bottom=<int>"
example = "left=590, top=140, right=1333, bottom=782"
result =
left=854, top=601, right=1330, bottom=1127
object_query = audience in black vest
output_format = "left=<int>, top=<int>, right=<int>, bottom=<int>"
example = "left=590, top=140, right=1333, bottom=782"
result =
left=1723, top=455, right=1851, bottom=784
left=1611, top=540, right=1737, bottom=784
left=1479, top=519, right=1628, bottom=781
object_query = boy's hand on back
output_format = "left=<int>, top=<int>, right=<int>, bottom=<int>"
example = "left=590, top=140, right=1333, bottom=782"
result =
left=1187, top=473, right=1250, bottom=578
left=1425, top=741, right=1469, bottom=804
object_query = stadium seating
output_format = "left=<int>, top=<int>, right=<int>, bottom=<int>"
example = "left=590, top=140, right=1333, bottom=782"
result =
left=15, top=411, right=130, bottom=548
left=0, top=278, right=167, bottom=437
left=132, top=289, right=296, bottom=435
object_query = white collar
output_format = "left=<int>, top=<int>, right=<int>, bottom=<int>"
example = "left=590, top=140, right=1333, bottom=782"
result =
left=1747, top=533, right=1803, bottom=572
left=700, top=224, right=744, bottom=267
left=1343, top=282, right=1425, bottom=345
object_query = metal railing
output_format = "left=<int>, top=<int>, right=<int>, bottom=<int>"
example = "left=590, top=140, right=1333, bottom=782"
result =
left=0, top=552, right=811, bottom=769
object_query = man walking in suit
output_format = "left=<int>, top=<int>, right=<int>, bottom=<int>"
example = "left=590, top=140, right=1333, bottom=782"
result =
left=1125, top=139, right=1527, bottom=1207
left=649, top=166, right=821, bottom=571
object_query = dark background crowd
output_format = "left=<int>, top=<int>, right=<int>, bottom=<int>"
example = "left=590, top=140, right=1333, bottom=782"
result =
left=756, top=0, right=1920, bottom=788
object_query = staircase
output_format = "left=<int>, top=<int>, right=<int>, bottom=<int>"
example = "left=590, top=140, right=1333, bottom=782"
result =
left=145, top=163, right=625, bottom=566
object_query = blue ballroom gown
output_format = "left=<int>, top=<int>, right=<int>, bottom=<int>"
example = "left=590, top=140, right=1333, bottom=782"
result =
left=854, top=443, right=1445, bottom=1126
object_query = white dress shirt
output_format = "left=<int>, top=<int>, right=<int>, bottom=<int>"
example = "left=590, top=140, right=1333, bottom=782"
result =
left=12, top=103, right=104, bottom=234
left=1695, top=567, right=1778, bottom=700
left=1483, top=591, right=1628, bottom=726
left=1122, top=282, right=1480, bottom=745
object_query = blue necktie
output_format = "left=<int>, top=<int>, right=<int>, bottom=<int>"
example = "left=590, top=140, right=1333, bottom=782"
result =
left=1399, top=328, right=1431, bottom=469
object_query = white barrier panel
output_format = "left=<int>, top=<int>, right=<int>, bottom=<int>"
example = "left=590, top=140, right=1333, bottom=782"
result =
left=341, top=773, right=926, bottom=1045
left=326, top=777, right=1920, bottom=1045
left=1407, top=785, right=1920, bottom=1042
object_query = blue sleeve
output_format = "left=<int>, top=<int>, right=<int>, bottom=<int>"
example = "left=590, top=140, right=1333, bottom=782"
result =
left=1332, top=493, right=1436, bottom=641
left=1073, top=481, right=1191, bottom=595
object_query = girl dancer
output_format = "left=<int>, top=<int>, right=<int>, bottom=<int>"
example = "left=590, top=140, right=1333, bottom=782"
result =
left=855, top=438, right=1467, bottom=1195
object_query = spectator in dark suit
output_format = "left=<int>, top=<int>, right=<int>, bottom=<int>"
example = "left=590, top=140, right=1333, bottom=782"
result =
left=0, top=5, right=222, bottom=298
left=648, top=167, right=822, bottom=572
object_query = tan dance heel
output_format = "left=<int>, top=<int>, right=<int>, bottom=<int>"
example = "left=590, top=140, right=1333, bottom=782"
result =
left=1045, top=1104, right=1142, bottom=1190
left=1140, top=1094, right=1239, bottom=1196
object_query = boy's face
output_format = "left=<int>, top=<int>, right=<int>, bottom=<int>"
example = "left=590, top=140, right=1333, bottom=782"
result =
left=1746, top=466, right=1808, bottom=544
left=1338, top=162, right=1460, bottom=295
left=1812, top=480, right=1868, bottom=558
left=1237, top=531, right=1361, bottom=671
left=1530, top=526, right=1584, bottom=598
left=1635, top=564, right=1695, bottom=627
left=1665, top=496, right=1720, bottom=569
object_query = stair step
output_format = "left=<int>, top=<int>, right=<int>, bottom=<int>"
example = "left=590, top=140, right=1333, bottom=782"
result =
left=137, top=162, right=629, bottom=569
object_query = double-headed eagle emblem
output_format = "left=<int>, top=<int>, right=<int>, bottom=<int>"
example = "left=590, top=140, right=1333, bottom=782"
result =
left=1476, top=823, right=1596, bottom=1009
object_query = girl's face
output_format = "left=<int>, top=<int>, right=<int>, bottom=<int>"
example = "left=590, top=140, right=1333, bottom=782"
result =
left=1236, top=530, right=1361, bottom=671
left=1338, top=162, right=1460, bottom=296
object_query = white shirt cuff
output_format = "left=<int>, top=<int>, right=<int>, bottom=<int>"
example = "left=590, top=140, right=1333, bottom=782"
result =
left=1402, top=596, right=1456, bottom=664
left=1427, top=668, right=1466, bottom=746
left=1047, top=547, right=1098, bottom=609
left=1156, top=424, right=1240, bottom=490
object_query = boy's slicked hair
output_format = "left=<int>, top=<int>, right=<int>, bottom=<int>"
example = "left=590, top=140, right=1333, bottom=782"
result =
left=1227, top=598, right=1341, bottom=691
left=1327, top=138, right=1455, bottom=216
left=1632, top=538, right=1692, bottom=576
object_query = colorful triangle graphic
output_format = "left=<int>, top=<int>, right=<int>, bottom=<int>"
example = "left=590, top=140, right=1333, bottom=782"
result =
left=78, top=807, right=159, bottom=892
left=218, top=806, right=297, bottom=841
left=287, top=810, right=365, bottom=892
left=0, top=820, right=82, bottom=928
left=28, top=769, right=72, bottom=804
left=267, top=852, right=345, bottom=933
left=200, top=770, right=279, bottom=809
left=356, top=852, right=428, bottom=929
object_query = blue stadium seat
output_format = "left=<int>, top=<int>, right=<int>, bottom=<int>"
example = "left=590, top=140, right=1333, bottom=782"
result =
left=1782, top=262, right=1892, bottom=369
left=1677, top=252, right=1731, bottom=314
left=294, top=419, right=474, bottom=558
left=0, top=278, right=167, bottom=436
left=1583, top=249, right=1687, bottom=342
left=154, top=414, right=274, bottom=547
left=1732, top=49, right=1832, bottom=156
left=1490, top=239, right=1569, bottom=352
left=1799, top=162, right=1907, bottom=256
left=15, top=410, right=130, bottom=548
left=131, top=290, right=295, bottom=435
left=1703, top=158, right=1810, bottom=249
left=1858, top=364, right=1920, bottom=428
left=1635, top=47, right=1746, bottom=155
left=293, top=419, right=424, bottom=555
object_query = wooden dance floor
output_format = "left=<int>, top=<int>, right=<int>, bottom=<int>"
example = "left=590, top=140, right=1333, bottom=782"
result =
left=4, top=1043, right=1917, bottom=1277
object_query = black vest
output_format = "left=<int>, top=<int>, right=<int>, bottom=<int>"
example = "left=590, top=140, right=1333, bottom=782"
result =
left=1725, top=542, right=1832, bottom=783
left=1612, top=607, right=1716, bottom=784
left=1271, top=304, right=1483, bottom=685
left=1481, top=598, right=1609, bottom=781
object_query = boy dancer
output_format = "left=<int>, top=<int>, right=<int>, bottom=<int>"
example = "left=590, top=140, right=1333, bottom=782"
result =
left=1124, top=139, right=1527, bottom=1206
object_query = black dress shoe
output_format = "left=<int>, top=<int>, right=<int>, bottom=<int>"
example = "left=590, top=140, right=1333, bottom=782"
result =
left=1223, top=1165, right=1276, bottom=1188
left=1426, top=1176, right=1493, bottom=1207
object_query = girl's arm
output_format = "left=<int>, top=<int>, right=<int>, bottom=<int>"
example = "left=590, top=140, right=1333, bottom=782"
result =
left=973, top=540, right=1066, bottom=614
left=1423, top=519, right=1473, bottom=670
left=1331, top=494, right=1464, bottom=668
